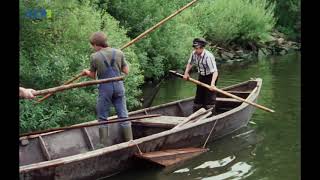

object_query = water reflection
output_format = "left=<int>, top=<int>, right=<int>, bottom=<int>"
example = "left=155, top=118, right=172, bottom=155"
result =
left=193, top=156, right=236, bottom=170
left=172, top=156, right=236, bottom=174
left=161, top=127, right=262, bottom=180
left=105, top=52, right=300, bottom=180
left=201, top=162, right=254, bottom=180
left=107, top=126, right=262, bottom=180
left=173, top=156, right=255, bottom=180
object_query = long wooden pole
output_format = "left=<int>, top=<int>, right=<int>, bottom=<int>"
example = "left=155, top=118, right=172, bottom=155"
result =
left=33, top=76, right=124, bottom=96
left=169, top=70, right=275, bottom=113
left=20, top=114, right=160, bottom=137
left=36, top=72, right=84, bottom=103
left=37, top=0, right=198, bottom=103
left=120, top=0, right=198, bottom=50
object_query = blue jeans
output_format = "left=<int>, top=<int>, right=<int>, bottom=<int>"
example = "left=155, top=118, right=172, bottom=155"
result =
left=96, top=91, right=130, bottom=127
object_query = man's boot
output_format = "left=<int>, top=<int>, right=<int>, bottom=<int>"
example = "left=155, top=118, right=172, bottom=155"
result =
left=98, top=125, right=113, bottom=148
left=121, top=125, right=133, bottom=142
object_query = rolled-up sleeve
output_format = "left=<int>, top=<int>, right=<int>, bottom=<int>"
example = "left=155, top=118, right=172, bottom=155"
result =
left=207, top=54, right=217, bottom=73
left=187, top=52, right=195, bottom=65
left=120, top=52, right=128, bottom=68
left=89, top=54, right=97, bottom=72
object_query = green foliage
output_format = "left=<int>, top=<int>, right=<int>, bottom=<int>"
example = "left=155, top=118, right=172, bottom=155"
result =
left=19, top=0, right=143, bottom=133
left=20, top=100, right=59, bottom=133
left=269, top=0, right=300, bottom=41
left=105, top=0, right=204, bottom=80
left=105, top=0, right=189, bottom=38
left=193, top=0, right=276, bottom=44
left=105, top=0, right=276, bottom=79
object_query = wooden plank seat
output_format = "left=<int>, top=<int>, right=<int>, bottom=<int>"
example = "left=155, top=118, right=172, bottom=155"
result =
left=216, top=97, right=243, bottom=111
left=218, top=91, right=251, bottom=98
left=216, top=97, right=242, bottom=107
left=216, top=97, right=241, bottom=102
left=132, top=116, right=185, bottom=128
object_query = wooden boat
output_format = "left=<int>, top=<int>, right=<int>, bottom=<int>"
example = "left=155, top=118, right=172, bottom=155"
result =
left=19, top=78, right=262, bottom=180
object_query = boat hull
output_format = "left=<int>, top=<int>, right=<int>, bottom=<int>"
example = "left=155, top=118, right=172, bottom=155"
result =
left=20, top=79, right=261, bottom=180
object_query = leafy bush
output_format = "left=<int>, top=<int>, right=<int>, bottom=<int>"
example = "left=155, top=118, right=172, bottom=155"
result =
left=105, top=0, right=276, bottom=78
left=105, top=0, right=204, bottom=80
left=193, top=0, right=276, bottom=45
left=270, top=0, right=300, bottom=41
left=19, top=0, right=143, bottom=133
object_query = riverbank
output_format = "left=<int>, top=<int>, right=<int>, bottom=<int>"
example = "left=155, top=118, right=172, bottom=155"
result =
left=211, top=30, right=301, bottom=64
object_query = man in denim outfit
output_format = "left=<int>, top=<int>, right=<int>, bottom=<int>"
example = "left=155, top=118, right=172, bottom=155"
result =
left=82, top=32, right=132, bottom=146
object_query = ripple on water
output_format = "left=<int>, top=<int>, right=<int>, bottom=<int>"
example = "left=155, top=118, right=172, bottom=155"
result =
left=201, top=161, right=254, bottom=180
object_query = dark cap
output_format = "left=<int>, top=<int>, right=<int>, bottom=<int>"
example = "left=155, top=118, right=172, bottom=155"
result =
left=192, top=38, right=207, bottom=48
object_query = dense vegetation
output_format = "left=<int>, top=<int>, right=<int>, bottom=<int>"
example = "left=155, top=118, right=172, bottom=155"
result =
left=105, top=0, right=276, bottom=79
left=19, top=0, right=299, bottom=133
left=272, top=0, right=300, bottom=41
left=19, top=0, right=144, bottom=133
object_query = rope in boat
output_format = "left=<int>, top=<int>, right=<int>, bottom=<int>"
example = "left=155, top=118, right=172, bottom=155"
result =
left=130, top=140, right=143, bottom=155
left=202, top=119, right=219, bottom=148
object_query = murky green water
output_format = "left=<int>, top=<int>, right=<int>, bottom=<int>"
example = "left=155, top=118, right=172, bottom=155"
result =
left=107, top=52, right=301, bottom=180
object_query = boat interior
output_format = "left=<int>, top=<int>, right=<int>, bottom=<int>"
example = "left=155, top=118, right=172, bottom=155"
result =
left=19, top=80, right=258, bottom=166
left=130, top=80, right=257, bottom=138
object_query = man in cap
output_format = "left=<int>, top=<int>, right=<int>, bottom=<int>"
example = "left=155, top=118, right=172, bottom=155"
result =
left=183, top=37, right=219, bottom=113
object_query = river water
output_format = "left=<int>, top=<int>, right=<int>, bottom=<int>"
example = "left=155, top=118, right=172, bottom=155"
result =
left=107, top=52, right=301, bottom=180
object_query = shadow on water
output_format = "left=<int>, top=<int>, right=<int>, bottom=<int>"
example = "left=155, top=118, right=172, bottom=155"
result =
left=140, top=80, right=163, bottom=108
